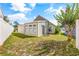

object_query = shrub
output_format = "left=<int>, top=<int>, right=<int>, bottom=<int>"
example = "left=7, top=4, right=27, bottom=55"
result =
left=54, top=26, right=61, bottom=34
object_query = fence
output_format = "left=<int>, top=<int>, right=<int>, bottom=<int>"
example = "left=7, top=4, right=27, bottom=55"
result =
left=0, top=18, right=14, bottom=45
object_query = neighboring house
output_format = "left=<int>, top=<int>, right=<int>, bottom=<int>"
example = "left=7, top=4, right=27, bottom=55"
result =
left=0, top=9, right=14, bottom=45
left=60, top=27, right=76, bottom=38
left=18, top=15, right=56, bottom=36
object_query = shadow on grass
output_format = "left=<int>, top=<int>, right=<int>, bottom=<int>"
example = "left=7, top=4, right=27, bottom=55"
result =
left=1, top=38, right=78, bottom=56
left=12, top=32, right=36, bottom=38
left=32, top=40, right=79, bottom=56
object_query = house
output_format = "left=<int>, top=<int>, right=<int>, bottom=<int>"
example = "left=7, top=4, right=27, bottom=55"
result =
left=18, top=15, right=56, bottom=36
left=0, top=9, right=14, bottom=45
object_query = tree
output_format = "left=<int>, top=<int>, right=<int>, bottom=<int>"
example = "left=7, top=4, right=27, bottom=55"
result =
left=54, top=25, right=61, bottom=34
left=3, top=16, right=9, bottom=23
left=54, top=4, right=79, bottom=42
left=14, top=21, right=19, bottom=32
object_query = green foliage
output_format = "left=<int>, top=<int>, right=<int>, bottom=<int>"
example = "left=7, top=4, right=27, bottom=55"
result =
left=13, top=21, right=19, bottom=27
left=54, top=4, right=79, bottom=32
left=12, top=32, right=36, bottom=38
left=3, top=16, right=9, bottom=23
left=0, top=32, right=78, bottom=56
left=13, top=21, right=19, bottom=32
left=54, top=26, right=61, bottom=34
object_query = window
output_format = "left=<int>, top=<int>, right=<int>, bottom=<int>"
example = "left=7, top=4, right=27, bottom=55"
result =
left=29, top=25, right=32, bottom=27
left=33, top=25, right=36, bottom=27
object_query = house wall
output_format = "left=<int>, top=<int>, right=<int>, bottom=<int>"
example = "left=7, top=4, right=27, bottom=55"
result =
left=18, top=21, right=55, bottom=36
left=0, top=9, right=3, bottom=18
left=18, top=18, right=55, bottom=36
left=47, top=22, right=55, bottom=34
left=50, top=25, right=55, bottom=33
left=0, top=18, right=14, bottom=45
left=24, top=23, right=38, bottom=36
left=37, top=21, right=48, bottom=36
left=18, top=25, right=24, bottom=34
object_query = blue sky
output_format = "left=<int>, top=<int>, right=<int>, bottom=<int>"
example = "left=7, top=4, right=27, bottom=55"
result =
left=0, top=3, right=71, bottom=25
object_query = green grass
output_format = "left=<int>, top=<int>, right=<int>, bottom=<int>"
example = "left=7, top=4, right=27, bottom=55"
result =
left=0, top=32, right=78, bottom=56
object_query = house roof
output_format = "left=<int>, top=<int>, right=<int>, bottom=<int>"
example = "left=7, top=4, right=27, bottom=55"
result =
left=34, top=15, right=56, bottom=26
left=34, top=15, right=47, bottom=21
left=23, top=15, right=56, bottom=26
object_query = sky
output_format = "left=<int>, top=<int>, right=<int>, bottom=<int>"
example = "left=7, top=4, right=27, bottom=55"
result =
left=0, top=3, right=71, bottom=25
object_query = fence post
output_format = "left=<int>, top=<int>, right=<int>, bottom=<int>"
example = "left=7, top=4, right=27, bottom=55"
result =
left=76, top=19, right=79, bottom=48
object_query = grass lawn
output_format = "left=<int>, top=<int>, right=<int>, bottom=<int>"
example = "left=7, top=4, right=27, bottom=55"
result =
left=0, top=32, right=79, bottom=56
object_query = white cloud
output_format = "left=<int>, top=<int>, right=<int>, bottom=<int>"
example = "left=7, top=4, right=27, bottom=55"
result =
left=44, top=6, right=65, bottom=25
left=29, top=3, right=36, bottom=8
left=11, top=2, right=36, bottom=12
left=44, top=7, right=56, bottom=13
left=7, top=2, right=37, bottom=24
left=50, top=19, right=58, bottom=26
left=47, top=16, right=58, bottom=26
left=11, top=3, right=32, bottom=12
left=44, top=6, right=65, bottom=14
left=8, top=13, right=36, bottom=25
left=33, top=16, right=36, bottom=19
left=8, top=13, right=28, bottom=24
left=8, top=13, right=26, bottom=20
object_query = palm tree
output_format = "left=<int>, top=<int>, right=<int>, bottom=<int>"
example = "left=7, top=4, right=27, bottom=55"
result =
left=54, top=3, right=79, bottom=42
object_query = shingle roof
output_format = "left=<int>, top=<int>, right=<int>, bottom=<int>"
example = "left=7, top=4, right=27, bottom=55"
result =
left=34, top=15, right=56, bottom=26
left=34, top=15, right=47, bottom=21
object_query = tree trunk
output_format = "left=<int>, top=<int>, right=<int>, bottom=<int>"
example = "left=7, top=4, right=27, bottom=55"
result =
left=67, top=31, right=72, bottom=42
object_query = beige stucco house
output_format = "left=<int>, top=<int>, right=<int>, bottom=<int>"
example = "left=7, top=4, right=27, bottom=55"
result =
left=18, top=15, right=55, bottom=36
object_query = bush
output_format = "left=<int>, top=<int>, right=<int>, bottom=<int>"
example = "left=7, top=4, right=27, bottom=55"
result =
left=54, top=26, right=61, bottom=34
